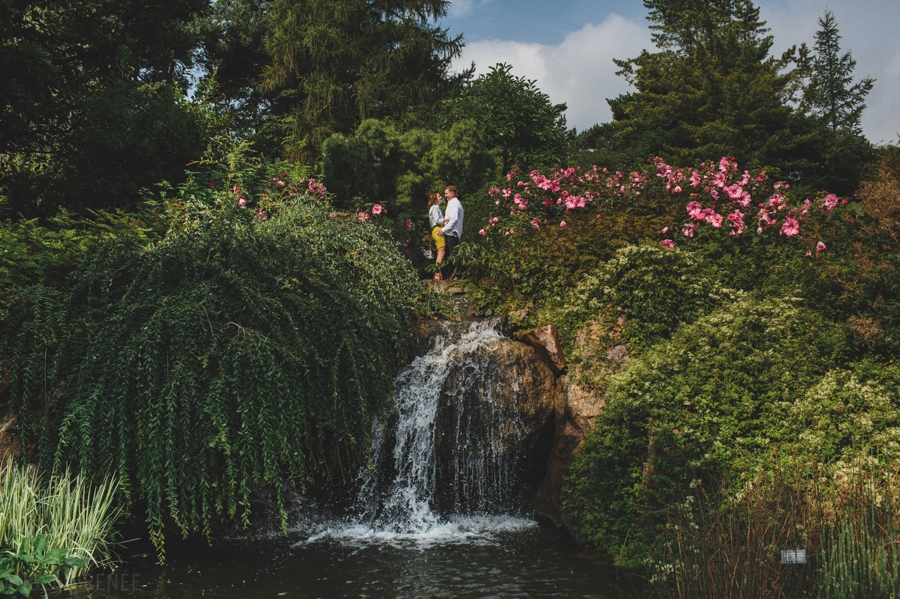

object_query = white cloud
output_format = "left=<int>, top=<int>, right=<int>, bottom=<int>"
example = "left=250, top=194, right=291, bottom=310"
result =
left=452, top=14, right=651, bottom=131
left=452, top=2, right=900, bottom=143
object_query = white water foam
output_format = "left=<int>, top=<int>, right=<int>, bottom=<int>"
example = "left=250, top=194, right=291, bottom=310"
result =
left=301, top=320, right=538, bottom=546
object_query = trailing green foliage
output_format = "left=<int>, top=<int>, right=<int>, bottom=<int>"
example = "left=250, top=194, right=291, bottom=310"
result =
left=0, top=460, right=120, bottom=591
left=2, top=153, right=441, bottom=557
left=0, top=208, right=162, bottom=322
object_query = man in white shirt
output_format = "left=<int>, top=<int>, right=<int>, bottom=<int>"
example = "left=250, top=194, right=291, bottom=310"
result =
left=437, top=185, right=464, bottom=280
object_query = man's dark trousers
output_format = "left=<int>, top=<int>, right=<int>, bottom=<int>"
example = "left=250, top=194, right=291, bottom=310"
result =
left=445, top=233, right=461, bottom=279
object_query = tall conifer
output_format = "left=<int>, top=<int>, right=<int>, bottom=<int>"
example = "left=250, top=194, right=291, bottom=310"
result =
left=804, top=10, right=875, bottom=134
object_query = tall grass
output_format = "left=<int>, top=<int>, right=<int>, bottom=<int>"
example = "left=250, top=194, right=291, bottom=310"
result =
left=645, top=457, right=900, bottom=599
left=819, top=467, right=900, bottom=598
left=0, top=459, right=121, bottom=584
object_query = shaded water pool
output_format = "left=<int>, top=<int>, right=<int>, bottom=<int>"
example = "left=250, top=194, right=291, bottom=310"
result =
left=68, top=520, right=630, bottom=599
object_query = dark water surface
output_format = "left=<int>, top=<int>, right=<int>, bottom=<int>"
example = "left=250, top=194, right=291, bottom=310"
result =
left=66, top=521, right=630, bottom=599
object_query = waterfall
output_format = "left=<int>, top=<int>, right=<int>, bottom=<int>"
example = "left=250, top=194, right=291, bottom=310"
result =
left=302, top=320, right=539, bottom=544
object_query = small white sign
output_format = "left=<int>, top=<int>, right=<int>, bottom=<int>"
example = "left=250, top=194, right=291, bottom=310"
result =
left=781, top=549, right=807, bottom=564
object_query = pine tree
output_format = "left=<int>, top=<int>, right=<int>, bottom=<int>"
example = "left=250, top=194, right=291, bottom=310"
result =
left=259, top=0, right=464, bottom=161
left=804, top=10, right=875, bottom=134
left=602, top=0, right=816, bottom=171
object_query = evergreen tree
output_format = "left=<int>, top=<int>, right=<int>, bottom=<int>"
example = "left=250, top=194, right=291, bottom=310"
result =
left=798, top=10, right=876, bottom=194
left=602, top=0, right=816, bottom=171
left=0, top=0, right=209, bottom=215
left=442, top=63, right=569, bottom=172
left=804, top=10, right=875, bottom=134
left=259, top=0, right=464, bottom=161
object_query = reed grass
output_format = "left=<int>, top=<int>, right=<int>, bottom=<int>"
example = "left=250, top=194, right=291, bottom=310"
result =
left=0, top=459, right=121, bottom=585
left=645, top=456, right=900, bottom=599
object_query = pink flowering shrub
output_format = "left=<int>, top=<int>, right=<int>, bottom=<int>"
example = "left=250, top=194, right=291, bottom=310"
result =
left=478, top=157, right=849, bottom=253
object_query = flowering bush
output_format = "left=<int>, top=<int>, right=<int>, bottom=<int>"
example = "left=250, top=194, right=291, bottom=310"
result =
left=478, top=156, right=849, bottom=252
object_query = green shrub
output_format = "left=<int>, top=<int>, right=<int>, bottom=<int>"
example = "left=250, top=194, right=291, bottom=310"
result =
left=2, top=155, right=442, bottom=557
left=565, top=295, right=852, bottom=566
left=0, top=208, right=162, bottom=322
left=551, top=243, right=739, bottom=353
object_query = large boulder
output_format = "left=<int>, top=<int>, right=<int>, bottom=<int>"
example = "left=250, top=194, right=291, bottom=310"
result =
left=433, top=338, right=562, bottom=513
left=535, top=312, right=631, bottom=538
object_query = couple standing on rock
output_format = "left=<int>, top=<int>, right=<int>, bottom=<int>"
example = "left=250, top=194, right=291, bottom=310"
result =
left=428, top=186, right=464, bottom=281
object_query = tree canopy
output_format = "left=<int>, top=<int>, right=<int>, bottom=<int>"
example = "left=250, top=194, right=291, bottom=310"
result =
left=258, top=0, right=465, bottom=161
left=602, top=0, right=816, bottom=173
left=442, top=63, right=569, bottom=172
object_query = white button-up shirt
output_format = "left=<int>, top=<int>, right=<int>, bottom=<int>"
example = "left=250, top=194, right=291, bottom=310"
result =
left=442, top=197, right=464, bottom=238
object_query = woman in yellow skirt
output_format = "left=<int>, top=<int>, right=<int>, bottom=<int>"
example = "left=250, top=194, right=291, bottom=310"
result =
left=428, top=192, right=446, bottom=280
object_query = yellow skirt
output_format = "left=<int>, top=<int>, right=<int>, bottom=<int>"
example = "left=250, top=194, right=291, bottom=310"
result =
left=431, top=226, right=446, bottom=249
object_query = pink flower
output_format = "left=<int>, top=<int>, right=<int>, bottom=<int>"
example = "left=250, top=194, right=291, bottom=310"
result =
left=531, top=218, right=541, bottom=229
left=816, top=241, right=827, bottom=252
left=358, top=211, right=370, bottom=222
left=277, top=180, right=285, bottom=188
left=690, top=171, right=701, bottom=187
left=406, top=219, right=413, bottom=229
left=238, top=198, right=247, bottom=206
left=673, top=185, right=682, bottom=194
left=687, top=201, right=705, bottom=220
left=257, top=210, right=268, bottom=220
left=371, top=204, right=383, bottom=215
left=479, top=229, right=486, bottom=236
left=682, top=223, right=696, bottom=238
left=661, top=227, right=669, bottom=234
left=559, top=221, right=567, bottom=228
left=491, top=217, right=500, bottom=224
left=821, top=193, right=838, bottom=213
left=707, top=212, right=724, bottom=228
left=659, top=239, right=675, bottom=248
left=233, top=186, right=240, bottom=192
left=781, top=217, right=800, bottom=237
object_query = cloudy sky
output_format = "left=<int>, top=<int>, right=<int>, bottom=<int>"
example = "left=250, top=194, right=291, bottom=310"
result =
left=438, top=0, right=900, bottom=144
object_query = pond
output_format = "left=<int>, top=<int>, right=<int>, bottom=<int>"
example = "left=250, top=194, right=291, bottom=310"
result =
left=70, top=518, right=630, bottom=598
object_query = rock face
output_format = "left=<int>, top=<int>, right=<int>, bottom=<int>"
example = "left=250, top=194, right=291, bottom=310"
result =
left=433, top=338, right=561, bottom=513
left=522, top=325, right=567, bottom=374
left=533, top=316, right=631, bottom=540
left=534, top=378, right=605, bottom=539
left=407, top=316, right=629, bottom=543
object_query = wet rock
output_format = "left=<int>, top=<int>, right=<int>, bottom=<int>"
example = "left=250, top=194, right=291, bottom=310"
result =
left=535, top=329, right=631, bottom=542
left=522, top=325, right=566, bottom=374
left=535, top=378, right=604, bottom=540
left=433, top=339, right=560, bottom=513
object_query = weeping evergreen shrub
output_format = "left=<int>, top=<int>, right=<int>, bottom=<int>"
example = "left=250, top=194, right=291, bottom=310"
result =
left=1, top=158, right=440, bottom=556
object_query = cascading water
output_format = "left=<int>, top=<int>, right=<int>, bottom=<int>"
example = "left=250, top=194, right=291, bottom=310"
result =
left=304, top=319, right=540, bottom=544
